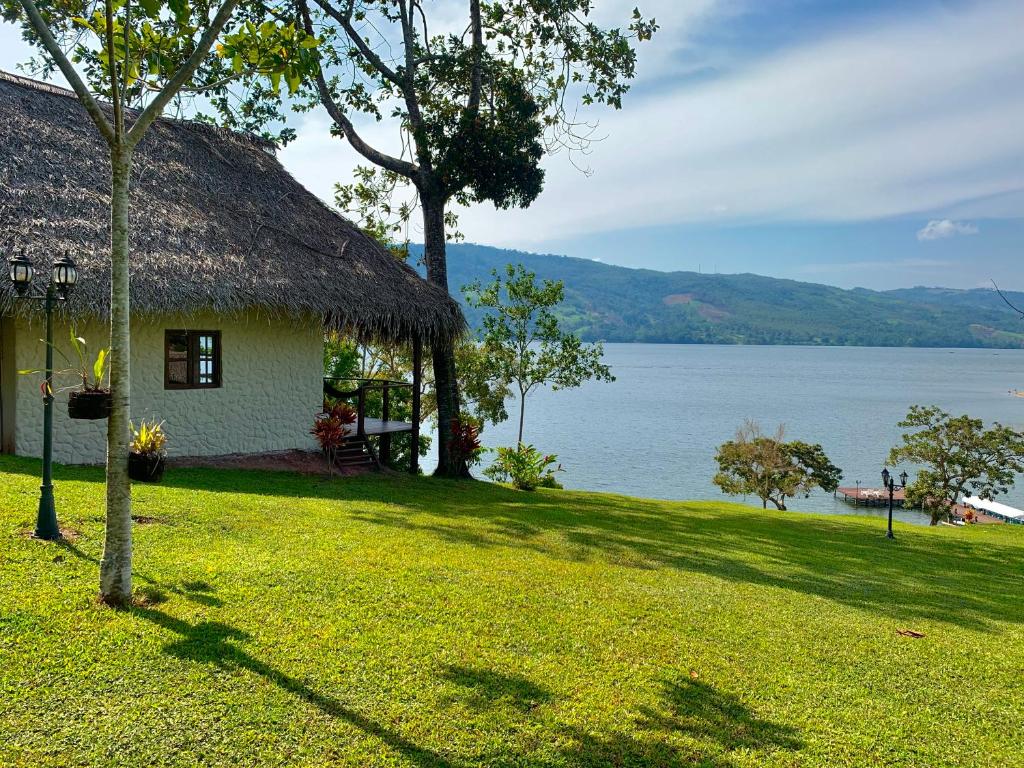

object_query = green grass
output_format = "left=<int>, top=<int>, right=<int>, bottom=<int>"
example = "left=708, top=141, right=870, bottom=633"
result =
left=1, top=455, right=1022, bottom=768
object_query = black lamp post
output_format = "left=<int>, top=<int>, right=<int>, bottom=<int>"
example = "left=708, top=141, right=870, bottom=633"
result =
left=881, top=466, right=909, bottom=540
left=8, top=251, right=78, bottom=540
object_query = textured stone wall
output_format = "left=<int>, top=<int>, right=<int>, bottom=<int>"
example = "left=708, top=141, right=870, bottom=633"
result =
left=12, top=311, right=322, bottom=464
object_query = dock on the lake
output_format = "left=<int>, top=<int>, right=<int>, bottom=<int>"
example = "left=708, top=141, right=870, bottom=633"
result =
left=837, top=486, right=906, bottom=507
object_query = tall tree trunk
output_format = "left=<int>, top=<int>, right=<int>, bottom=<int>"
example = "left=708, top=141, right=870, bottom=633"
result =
left=420, top=193, right=468, bottom=478
left=99, top=147, right=133, bottom=605
left=517, top=390, right=526, bottom=445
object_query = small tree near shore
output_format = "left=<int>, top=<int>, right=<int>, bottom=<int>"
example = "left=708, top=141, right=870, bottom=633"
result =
left=714, top=422, right=841, bottom=510
left=888, top=405, right=1024, bottom=525
left=463, top=264, right=613, bottom=445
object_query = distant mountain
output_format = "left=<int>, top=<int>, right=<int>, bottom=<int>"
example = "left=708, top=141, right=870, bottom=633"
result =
left=409, top=243, right=1024, bottom=348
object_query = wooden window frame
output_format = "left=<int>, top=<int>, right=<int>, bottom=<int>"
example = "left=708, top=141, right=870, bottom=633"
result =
left=164, top=330, right=222, bottom=390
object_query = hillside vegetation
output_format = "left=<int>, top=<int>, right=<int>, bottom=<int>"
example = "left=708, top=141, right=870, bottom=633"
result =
left=2, top=456, right=1022, bottom=767
left=415, top=243, right=1024, bottom=347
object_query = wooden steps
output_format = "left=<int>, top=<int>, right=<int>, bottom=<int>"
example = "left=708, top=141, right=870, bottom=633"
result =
left=334, top=435, right=378, bottom=470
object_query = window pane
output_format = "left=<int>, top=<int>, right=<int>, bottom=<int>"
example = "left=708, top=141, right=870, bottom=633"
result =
left=166, top=332, right=189, bottom=385
left=196, top=334, right=216, bottom=385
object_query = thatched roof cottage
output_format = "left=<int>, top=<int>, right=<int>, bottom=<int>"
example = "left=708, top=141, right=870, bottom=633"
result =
left=0, top=72, right=463, bottom=466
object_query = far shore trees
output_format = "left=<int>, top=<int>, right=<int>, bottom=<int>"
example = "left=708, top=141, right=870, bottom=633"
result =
left=5, top=0, right=317, bottom=603
left=209, top=0, right=655, bottom=476
left=463, top=264, right=613, bottom=445
left=714, top=422, right=842, bottom=511
left=888, top=405, right=1024, bottom=525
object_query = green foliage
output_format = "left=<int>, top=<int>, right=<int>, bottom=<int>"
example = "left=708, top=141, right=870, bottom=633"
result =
left=4, top=0, right=318, bottom=113
left=463, top=264, right=614, bottom=442
left=1, top=456, right=1024, bottom=766
left=483, top=443, right=563, bottom=491
left=431, top=244, right=1024, bottom=348
left=18, top=328, right=110, bottom=393
left=714, top=422, right=842, bottom=511
left=888, top=405, right=1024, bottom=525
left=129, top=419, right=167, bottom=456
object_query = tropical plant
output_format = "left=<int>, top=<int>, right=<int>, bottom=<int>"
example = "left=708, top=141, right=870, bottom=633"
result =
left=448, top=418, right=484, bottom=470
left=19, top=328, right=109, bottom=394
left=311, top=406, right=355, bottom=473
left=484, top=444, right=563, bottom=491
left=713, top=422, right=842, bottom=510
left=3, top=0, right=319, bottom=603
left=888, top=405, right=1024, bottom=525
left=463, top=264, right=614, bottom=444
left=129, top=420, right=167, bottom=457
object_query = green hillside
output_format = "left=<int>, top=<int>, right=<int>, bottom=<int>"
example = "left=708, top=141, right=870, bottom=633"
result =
left=2, top=457, right=1022, bottom=766
left=414, top=243, right=1024, bottom=347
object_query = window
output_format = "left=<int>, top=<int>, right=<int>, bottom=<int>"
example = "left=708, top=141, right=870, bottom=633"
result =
left=165, top=330, right=221, bottom=389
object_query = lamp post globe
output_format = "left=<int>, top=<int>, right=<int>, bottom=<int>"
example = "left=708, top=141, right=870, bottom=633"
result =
left=52, top=254, right=78, bottom=299
left=8, top=253, right=34, bottom=296
left=881, top=467, right=891, bottom=488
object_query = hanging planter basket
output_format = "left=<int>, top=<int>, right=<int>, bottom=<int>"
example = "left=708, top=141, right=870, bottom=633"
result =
left=128, top=452, right=166, bottom=483
left=67, top=390, right=112, bottom=420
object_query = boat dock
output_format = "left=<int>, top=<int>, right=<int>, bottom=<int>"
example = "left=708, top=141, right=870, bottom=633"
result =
left=837, top=486, right=906, bottom=507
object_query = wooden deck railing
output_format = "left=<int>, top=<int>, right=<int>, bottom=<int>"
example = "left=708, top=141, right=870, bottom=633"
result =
left=323, top=377, right=417, bottom=468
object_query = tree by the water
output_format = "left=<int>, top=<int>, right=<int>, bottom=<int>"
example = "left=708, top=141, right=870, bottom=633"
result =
left=713, top=422, right=842, bottom=511
left=213, top=0, right=655, bottom=475
left=888, top=405, right=1024, bottom=525
left=463, top=264, right=613, bottom=445
left=4, top=0, right=317, bottom=603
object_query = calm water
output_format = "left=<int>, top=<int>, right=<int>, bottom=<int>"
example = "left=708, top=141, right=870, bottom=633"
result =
left=479, top=344, right=1024, bottom=526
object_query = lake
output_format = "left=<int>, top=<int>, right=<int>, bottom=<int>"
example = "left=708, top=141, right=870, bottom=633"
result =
left=478, top=344, right=1024, bottom=526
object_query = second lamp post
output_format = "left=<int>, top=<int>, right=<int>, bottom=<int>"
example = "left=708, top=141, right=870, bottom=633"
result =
left=881, top=466, right=909, bottom=540
left=8, top=251, right=78, bottom=540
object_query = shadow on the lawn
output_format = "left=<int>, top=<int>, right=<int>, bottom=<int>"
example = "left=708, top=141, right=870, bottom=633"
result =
left=441, top=666, right=801, bottom=767
left=184, top=470, right=1021, bottom=632
left=132, top=604, right=457, bottom=768
left=10, top=456, right=1024, bottom=631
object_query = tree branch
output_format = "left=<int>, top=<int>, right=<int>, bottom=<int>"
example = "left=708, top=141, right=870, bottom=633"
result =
left=467, top=0, right=482, bottom=114
left=125, top=0, right=240, bottom=149
left=18, top=0, right=116, bottom=145
left=104, top=0, right=123, bottom=140
left=311, top=0, right=404, bottom=87
left=992, top=280, right=1024, bottom=318
left=298, top=0, right=418, bottom=179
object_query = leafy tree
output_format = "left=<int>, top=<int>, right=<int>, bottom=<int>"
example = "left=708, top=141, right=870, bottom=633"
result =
left=5, top=0, right=317, bottom=603
left=888, top=405, right=1024, bottom=525
left=209, top=0, right=655, bottom=476
left=463, top=264, right=613, bottom=445
left=713, top=422, right=841, bottom=511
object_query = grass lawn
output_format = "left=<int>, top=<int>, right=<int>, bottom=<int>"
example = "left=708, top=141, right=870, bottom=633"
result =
left=1, top=455, right=1022, bottom=767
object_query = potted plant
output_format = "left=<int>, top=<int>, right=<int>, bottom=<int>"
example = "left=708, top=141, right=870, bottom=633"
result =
left=128, top=420, right=167, bottom=482
left=65, top=331, right=111, bottom=420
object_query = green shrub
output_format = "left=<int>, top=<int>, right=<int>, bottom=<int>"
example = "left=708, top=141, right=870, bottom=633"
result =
left=484, top=444, right=563, bottom=490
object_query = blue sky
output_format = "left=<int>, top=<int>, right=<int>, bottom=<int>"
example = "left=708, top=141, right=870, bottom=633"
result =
left=2, top=0, right=1023, bottom=291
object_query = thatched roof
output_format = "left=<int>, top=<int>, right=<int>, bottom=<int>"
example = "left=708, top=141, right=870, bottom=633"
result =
left=0, top=71, right=464, bottom=346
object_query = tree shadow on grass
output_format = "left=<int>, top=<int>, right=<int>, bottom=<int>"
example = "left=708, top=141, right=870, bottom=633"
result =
left=152, top=468, right=1024, bottom=632
left=131, top=604, right=455, bottom=768
left=15, top=456, right=1024, bottom=631
left=440, top=666, right=801, bottom=768
left=439, top=665, right=552, bottom=713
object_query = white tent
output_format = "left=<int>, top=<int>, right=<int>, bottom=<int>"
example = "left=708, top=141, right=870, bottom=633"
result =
left=963, top=496, right=1024, bottom=524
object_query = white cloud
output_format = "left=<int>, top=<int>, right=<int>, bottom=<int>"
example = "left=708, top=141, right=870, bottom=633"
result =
left=916, top=219, right=980, bottom=241
left=3, top=0, right=1023, bottom=255
left=447, top=0, right=1024, bottom=246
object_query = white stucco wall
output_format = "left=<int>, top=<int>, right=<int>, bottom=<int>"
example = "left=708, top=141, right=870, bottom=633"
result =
left=11, top=311, right=322, bottom=464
